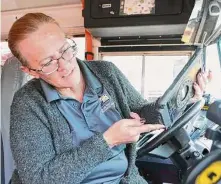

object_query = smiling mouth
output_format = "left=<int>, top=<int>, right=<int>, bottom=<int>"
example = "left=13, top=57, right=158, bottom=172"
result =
left=62, top=69, right=74, bottom=78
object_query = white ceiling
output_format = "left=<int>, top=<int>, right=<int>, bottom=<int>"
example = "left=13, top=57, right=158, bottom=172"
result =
left=1, top=0, right=81, bottom=11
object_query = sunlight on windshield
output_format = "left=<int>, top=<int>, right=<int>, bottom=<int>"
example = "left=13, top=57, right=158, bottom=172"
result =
left=206, top=43, right=221, bottom=99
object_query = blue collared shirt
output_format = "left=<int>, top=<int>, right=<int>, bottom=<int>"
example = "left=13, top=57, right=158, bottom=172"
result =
left=40, top=61, right=128, bottom=184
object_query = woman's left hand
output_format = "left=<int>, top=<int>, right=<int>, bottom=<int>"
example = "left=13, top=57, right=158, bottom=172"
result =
left=191, top=70, right=212, bottom=102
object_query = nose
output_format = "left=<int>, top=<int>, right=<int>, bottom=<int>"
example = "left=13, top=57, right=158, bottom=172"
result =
left=57, top=57, right=69, bottom=73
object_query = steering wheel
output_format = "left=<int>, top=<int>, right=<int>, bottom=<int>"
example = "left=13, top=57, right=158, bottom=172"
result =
left=136, top=99, right=205, bottom=158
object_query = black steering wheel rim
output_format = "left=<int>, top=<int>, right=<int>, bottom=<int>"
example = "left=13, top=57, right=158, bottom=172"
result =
left=136, top=99, right=205, bottom=158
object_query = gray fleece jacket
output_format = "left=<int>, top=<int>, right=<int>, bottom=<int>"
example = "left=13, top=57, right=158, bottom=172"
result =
left=10, top=60, right=160, bottom=184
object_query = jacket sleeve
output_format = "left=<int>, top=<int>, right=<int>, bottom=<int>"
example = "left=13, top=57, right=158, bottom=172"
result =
left=110, top=62, right=162, bottom=124
left=10, top=92, right=113, bottom=184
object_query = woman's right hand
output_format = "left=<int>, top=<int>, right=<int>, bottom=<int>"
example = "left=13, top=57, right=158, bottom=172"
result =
left=103, top=112, right=165, bottom=148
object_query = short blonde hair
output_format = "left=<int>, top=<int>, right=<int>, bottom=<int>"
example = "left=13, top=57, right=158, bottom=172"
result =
left=8, top=13, right=60, bottom=65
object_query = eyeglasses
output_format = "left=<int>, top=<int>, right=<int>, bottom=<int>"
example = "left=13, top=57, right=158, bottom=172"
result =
left=28, top=39, right=77, bottom=75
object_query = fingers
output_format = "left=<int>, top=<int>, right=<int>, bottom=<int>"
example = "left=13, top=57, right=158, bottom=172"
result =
left=208, top=70, right=213, bottom=82
left=133, top=124, right=165, bottom=134
left=196, top=70, right=212, bottom=92
left=193, top=82, right=203, bottom=100
left=106, top=119, right=165, bottom=146
left=130, top=112, right=141, bottom=120
left=202, top=72, right=209, bottom=85
left=197, top=73, right=206, bottom=92
left=192, top=70, right=212, bottom=102
left=126, top=119, right=143, bottom=126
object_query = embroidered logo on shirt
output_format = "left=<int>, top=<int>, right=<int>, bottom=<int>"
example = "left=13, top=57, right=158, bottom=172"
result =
left=99, top=94, right=110, bottom=103
left=99, top=94, right=114, bottom=113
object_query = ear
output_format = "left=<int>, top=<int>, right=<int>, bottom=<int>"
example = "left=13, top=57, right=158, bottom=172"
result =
left=20, top=66, right=40, bottom=78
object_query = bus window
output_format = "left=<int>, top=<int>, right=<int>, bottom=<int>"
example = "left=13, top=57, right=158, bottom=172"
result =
left=102, top=56, right=143, bottom=93
left=73, top=37, right=85, bottom=60
left=1, top=42, right=12, bottom=66
left=103, top=54, right=189, bottom=101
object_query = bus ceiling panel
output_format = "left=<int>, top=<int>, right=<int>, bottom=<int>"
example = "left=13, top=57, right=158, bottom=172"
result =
left=1, top=4, right=84, bottom=41
left=83, top=0, right=195, bottom=38
left=1, top=0, right=81, bottom=11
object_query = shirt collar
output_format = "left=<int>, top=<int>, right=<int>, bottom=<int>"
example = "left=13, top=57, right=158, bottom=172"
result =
left=40, top=79, right=61, bottom=103
left=77, top=59, right=102, bottom=92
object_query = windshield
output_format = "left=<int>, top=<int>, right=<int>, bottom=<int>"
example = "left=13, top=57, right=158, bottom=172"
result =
left=103, top=55, right=189, bottom=101
left=103, top=42, right=221, bottom=101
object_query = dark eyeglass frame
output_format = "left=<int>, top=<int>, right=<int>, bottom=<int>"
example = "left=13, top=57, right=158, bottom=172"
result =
left=28, top=38, right=77, bottom=75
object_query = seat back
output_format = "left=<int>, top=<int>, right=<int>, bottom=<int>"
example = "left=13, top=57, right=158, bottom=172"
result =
left=1, top=57, right=31, bottom=184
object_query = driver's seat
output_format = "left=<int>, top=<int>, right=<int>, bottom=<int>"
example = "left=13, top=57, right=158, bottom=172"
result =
left=1, top=57, right=31, bottom=184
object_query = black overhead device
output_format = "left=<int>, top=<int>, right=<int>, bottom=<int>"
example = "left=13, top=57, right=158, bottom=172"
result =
left=83, top=0, right=195, bottom=44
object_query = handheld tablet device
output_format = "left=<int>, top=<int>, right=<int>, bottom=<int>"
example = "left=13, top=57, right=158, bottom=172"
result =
left=156, top=48, right=204, bottom=128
